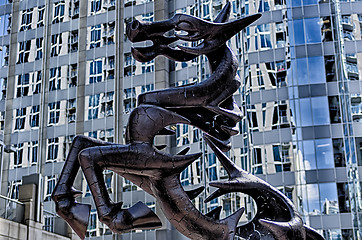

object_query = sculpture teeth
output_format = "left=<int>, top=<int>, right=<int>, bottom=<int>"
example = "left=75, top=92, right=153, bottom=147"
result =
left=258, top=219, right=291, bottom=239
left=209, top=181, right=233, bottom=191
left=172, top=152, right=202, bottom=172
left=206, top=106, right=243, bottom=123
left=157, top=127, right=176, bottom=135
left=177, top=147, right=190, bottom=155
left=185, top=186, right=204, bottom=200
left=203, top=133, right=231, bottom=152
left=305, top=224, right=326, bottom=240
left=220, top=207, right=245, bottom=236
left=155, top=145, right=167, bottom=150
left=205, top=206, right=222, bottom=220
left=204, top=134, right=242, bottom=179
left=214, top=1, right=231, bottom=23
left=177, top=43, right=207, bottom=55
left=220, top=125, right=239, bottom=136
left=204, top=189, right=226, bottom=203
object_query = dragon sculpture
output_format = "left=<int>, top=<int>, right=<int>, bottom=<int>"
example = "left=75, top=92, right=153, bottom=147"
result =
left=52, top=2, right=325, bottom=240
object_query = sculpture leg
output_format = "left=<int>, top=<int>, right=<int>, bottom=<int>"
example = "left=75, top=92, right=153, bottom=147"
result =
left=51, top=135, right=115, bottom=239
left=78, top=145, right=161, bottom=233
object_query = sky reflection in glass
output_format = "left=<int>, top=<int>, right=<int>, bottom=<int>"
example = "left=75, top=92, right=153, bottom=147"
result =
left=315, top=139, right=334, bottom=169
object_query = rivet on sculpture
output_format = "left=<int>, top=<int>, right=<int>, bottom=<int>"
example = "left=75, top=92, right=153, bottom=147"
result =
left=52, top=2, right=325, bottom=240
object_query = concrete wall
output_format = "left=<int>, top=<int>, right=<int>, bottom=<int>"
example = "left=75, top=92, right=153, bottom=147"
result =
left=0, top=217, right=70, bottom=240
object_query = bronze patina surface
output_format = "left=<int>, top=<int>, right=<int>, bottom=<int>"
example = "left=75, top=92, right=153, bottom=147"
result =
left=52, top=2, right=324, bottom=239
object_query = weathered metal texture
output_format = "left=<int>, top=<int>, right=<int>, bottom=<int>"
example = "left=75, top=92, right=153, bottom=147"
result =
left=52, top=2, right=324, bottom=240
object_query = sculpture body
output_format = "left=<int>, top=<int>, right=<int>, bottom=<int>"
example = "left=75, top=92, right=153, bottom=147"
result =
left=52, top=2, right=325, bottom=240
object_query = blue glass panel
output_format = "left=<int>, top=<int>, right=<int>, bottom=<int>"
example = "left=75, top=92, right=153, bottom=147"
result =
left=307, top=184, right=320, bottom=214
left=315, top=139, right=334, bottom=169
left=304, top=18, right=322, bottom=43
left=303, top=140, right=316, bottom=169
left=300, top=98, right=313, bottom=126
left=319, top=182, right=339, bottom=214
left=308, top=57, right=326, bottom=84
left=293, top=20, right=305, bottom=45
left=303, top=0, right=318, bottom=5
left=311, top=97, right=330, bottom=125
left=296, top=58, right=308, bottom=85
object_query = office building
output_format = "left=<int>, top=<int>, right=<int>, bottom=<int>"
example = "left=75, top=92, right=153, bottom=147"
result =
left=0, top=0, right=361, bottom=240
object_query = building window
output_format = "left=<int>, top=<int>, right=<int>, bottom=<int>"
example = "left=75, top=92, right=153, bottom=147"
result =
left=19, top=8, right=33, bottom=31
left=35, top=38, right=43, bottom=60
left=47, top=138, right=59, bottom=161
left=53, top=1, right=65, bottom=24
left=44, top=175, right=56, bottom=201
left=33, top=71, right=42, bottom=94
left=252, top=147, right=263, bottom=174
left=48, top=101, right=60, bottom=125
left=69, top=30, right=78, bottom=53
left=90, top=24, right=101, bottom=49
left=88, top=94, right=100, bottom=120
left=141, top=60, right=154, bottom=73
left=29, top=141, right=39, bottom=165
left=0, top=111, right=4, bottom=133
left=3, top=45, right=9, bottom=66
left=17, top=41, right=31, bottom=63
left=67, top=98, right=76, bottom=123
left=16, top=74, right=30, bottom=97
left=15, top=108, right=26, bottom=130
left=91, top=0, right=102, bottom=13
left=105, top=56, right=115, bottom=80
left=124, top=53, right=136, bottom=76
left=99, top=128, right=114, bottom=142
left=0, top=78, right=6, bottom=100
left=63, top=135, right=74, bottom=160
left=67, top=64, right=77, bottom=87
left=208, top=153, right=218, bottom=181
left=30, top=105, right=40, bottom=128
left=70, top=0, right=79, bottom=19
left=13, top=143, right=24, bottom=168
left=333, top=138, right=346, bottom=167
left=88, top=210, right=97, bottom=236
left=43, top=215, right=55, bottom=232
left=123, top=87, right=136, bottom=113
left=50, top=34, right=62, bottom=57
left=89, top=59, right=102, bottom=83
left=180, top=168, right=190, bottom=186
left=37, top=5, right=45, bottom=27
left=103, top=22, right=115, bottom=46
left=49, top=67, right=61, bottom=91
left=101, top=92, right=113, bottom=117
left=8, top=180, right=22, bottom=200
left=104, top=0, right=115, bottom=10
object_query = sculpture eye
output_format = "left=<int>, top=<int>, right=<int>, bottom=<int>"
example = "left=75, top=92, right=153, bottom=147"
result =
left=176, top=21, right=196, bottom=32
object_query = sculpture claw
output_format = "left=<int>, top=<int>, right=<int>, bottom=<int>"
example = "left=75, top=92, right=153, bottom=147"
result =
left=55, top=199, right=91, bottom=240
left=101, top=201, right=162, bottom=233
left=205, top=206, right=222, bottom=220
left=185, top=186, right=204, bottom=200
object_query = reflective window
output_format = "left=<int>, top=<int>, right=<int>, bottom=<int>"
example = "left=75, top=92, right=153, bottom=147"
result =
left=304, top=18, right=322, bottom=43
left=320, top=183, right=338, bottom=214
left=303, top=140, right=316, bottom=170
left=300, top=98, right=313, bottom=126
left=311, top=97, right=330, bottom=126
left=308, top=57, right=325, bottom=84
left=315, top=139, right=334, bottom=169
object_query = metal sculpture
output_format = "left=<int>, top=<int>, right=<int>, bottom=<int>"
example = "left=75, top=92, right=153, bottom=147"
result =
left=52, top=2, right=325, bottom=240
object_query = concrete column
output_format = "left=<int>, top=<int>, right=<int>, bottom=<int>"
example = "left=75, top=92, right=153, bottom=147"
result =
left=153, top=0, right=170, bottom=151
left=1, top=0, right=19, bottom=196
left=19, top=184, right=37, bottom=222
left=153, top=1, right=173, bottom=239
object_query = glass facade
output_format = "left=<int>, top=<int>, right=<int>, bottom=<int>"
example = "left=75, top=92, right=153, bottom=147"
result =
left=0, top=0, right=360, bottom=240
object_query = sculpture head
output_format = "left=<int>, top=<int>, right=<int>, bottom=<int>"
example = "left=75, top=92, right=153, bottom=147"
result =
left=126, top=3, right=261, bottom=62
